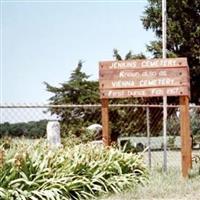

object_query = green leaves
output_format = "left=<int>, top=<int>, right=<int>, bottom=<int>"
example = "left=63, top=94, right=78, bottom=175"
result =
left=0, top=141, right=148, bottom=199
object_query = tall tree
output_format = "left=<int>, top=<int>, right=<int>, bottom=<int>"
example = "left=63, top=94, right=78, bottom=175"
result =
left=141, top=0, right=200, bottom=103
left=44, top=61, right=100, bottom=137
left=44, top=61, right=99, bottom=105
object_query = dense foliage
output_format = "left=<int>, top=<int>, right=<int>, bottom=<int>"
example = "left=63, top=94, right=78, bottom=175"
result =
left=0, top=139, right=148, bottom=200
left=141, top=0, right=200, bottom=103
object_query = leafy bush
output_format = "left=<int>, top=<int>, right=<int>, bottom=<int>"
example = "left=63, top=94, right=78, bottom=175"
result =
left=0, top=139, right=148, bottom=200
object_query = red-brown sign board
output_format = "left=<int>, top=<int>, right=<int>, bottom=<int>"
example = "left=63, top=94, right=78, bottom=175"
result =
left=99, top=58, right=190, bottom=99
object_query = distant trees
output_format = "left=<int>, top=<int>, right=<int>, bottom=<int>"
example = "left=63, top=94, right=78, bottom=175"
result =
left=0, top=120, right=47, bottom=138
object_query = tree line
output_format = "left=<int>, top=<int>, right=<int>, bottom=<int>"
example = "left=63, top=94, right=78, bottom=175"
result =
left=0, top=120, right=47, bottom=138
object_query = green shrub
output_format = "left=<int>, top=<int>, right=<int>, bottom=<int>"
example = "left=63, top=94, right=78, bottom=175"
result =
left=0, top=140, right=148, bottom=200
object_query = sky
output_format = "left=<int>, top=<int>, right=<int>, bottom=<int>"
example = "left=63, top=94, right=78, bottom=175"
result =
left=1, top=0, right=155, bottom=103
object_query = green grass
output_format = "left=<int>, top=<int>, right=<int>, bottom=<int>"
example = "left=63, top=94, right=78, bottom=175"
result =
left=100, top=168, right=200, bottom=200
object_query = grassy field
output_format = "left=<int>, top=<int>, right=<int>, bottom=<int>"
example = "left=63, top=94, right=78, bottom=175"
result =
left=100, top=168, right=200, bottom=200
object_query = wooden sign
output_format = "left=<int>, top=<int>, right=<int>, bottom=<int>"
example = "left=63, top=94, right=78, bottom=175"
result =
left=99, top=57, right=192, bottom=178
left=99, top=58, right=190, bottom=99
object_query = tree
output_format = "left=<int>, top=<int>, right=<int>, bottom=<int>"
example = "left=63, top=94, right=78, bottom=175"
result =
left=141, top=0, right=200, bottom=103
left=44, top=61, right=100, bottom=137
left=44, top=61, right=99, bottom=105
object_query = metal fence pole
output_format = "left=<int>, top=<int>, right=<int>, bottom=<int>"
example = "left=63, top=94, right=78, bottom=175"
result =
left=163, top=96, right=167, bottom=172
left=162, top=0, right=167, bottom=173
left=146, top=106, right=151, bottom=168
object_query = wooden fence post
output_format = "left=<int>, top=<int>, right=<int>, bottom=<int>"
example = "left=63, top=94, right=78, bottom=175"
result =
left=101, top=98, right=111, bottom=146
left=179, top=96, right=192, bottom=178
left=146, top=106, right=151, bottom=168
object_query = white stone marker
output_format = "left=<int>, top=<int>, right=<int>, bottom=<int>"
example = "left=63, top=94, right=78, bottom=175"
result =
left=47, top=120, right=61, bottom=148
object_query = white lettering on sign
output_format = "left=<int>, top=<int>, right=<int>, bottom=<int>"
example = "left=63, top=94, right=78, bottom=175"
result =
left=118, top=70, right=168, bottom=79
left=141, top=59, right=177, bottom=68
left=150, top=88, right=181, bottom=96
left=110, top=61, right=136, bottom=69
left=139, top=78, right=175, bottom=87
left=104, top=87, right=185, bottom=98
left=119, top=71, right=158, bottom=78
left=167, top=88, right=179, bottom=95
left=141, top=71, right=157, bottom=77
left=108, top=90, right=124, bottom=97
left=109, top=59, right=178, bottom=70
left=128, top=90, right=145, bottom=96
left=151, top=89, right=163, bottom=95
left=159, top=70, right=167, bottom=76
left=119, top=71, right=140, bottom=78
left=111, top=80, right=135, bottom=87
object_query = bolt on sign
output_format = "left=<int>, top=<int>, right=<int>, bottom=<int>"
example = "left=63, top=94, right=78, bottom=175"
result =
left=99, top=57, right=192, bottom=178
left=99, top=57, right=190, bottom=99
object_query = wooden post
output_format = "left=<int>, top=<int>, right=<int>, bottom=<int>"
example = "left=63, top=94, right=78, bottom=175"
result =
left=101, top=98, right=111, bottom=146
left=179, top=96, right=192, bottom=178
left=146, top=107, right=151, bottom=168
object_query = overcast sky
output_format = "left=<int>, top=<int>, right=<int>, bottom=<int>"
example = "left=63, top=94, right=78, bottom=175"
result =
left=1, top=0, right=155, bottom=103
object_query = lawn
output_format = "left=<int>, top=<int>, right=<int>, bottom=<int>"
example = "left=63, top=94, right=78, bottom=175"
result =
left=100, top=168, right=200, bottom=200
left=101, top=150, right=200, bottom=200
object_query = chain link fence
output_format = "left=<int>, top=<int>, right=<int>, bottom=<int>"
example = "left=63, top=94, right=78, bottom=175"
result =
left=0, top=103, right=200, bottom=171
